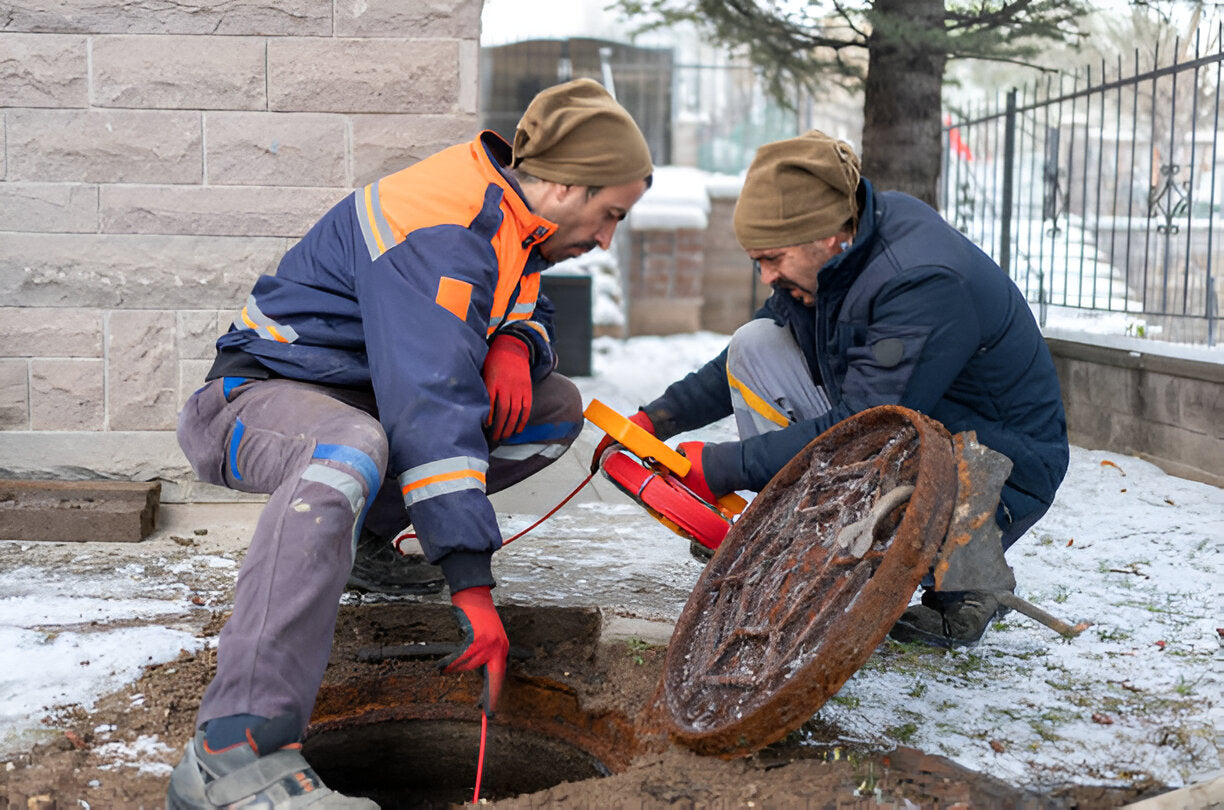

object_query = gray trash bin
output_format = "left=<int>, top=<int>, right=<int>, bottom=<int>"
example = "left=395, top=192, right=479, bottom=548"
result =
left=539, top=272, right=592, bottom=377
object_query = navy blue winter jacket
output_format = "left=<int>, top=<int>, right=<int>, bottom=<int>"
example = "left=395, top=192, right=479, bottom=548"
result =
left=643, top=180, right=1069, bottom=533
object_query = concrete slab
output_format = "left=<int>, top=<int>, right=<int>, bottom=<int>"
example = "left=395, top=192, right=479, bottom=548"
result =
left=0, top=479, right=160, bottom=542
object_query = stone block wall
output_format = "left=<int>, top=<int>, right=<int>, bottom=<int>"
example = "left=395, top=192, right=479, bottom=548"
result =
left=1, top=0, right=481, bottom=501
left=1047, top=338, right=1224, bottom=488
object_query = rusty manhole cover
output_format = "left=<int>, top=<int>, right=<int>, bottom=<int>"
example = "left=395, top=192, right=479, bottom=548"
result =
left=659, top=405, right=958, bottom=757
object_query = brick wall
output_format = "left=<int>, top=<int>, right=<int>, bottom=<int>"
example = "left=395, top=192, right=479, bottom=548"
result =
left=0, top=0, right=481, bottom=501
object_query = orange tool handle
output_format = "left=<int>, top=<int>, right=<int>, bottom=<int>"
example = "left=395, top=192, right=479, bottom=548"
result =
left=584, top=399, right=691, bottom=477
left=716, top=491, right=749, bottom=518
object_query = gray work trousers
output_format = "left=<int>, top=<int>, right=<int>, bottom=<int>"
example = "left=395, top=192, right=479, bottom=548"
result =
left=176, top=373, right=582, bottom=732
left=725, top=318, right=833, bottom=439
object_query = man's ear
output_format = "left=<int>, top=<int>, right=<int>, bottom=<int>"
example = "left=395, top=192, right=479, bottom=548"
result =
left=551, top=182, right=585, bottom=204
left=522, top=180, right=575, bottom=217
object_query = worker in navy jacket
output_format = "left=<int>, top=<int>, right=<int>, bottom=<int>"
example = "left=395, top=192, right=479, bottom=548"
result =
left=594, top=130, right=1068, bottom=649
left=170, top=79, right=653, bottom=810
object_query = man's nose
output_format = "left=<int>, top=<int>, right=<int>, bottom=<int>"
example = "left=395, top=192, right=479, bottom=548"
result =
left=595, top=222, right=616, bottom=250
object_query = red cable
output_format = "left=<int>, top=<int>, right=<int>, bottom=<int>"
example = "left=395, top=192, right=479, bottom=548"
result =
left=499, top=470, right=595, bottom=546
left=394, top=470, right=596, bottom=552
left=473, top=710, right=488, bottom=803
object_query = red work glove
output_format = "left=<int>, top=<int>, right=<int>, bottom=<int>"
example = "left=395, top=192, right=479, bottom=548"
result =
left=677, top=441, right=721, bottom=504
left=439, top=585, right=508, bottom=718
left=589, top=410, right=655, bottom=474
left=482, top=334, right=532, bottom=441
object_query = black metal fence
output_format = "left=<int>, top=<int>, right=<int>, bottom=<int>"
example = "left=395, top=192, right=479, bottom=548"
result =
left=941, top=26, right=1224, bottom=347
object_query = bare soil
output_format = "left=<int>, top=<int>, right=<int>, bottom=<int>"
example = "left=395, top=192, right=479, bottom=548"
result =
left=1, top=603, right=1157, bottom=809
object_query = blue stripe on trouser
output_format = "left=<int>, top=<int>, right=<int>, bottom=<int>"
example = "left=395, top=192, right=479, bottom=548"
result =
left=228, top=418, right=246, bottom=480
left=222, top=376, right=249, bottom=399
left=499, top=419, right=582, bottom=444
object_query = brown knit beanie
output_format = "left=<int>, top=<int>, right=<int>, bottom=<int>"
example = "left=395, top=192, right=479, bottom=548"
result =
left=512, top=78, right=653, bottom=187
left=733, top=130, right=861, bottom=249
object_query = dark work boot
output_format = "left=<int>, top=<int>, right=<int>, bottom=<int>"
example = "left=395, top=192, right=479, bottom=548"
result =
left=889, top=589, right=1004, bottom=648
left=345, top=528, right=444, bottom=595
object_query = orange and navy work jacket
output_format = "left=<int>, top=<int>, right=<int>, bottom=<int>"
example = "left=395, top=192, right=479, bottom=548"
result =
left=214, top=132, right=558, bottom=584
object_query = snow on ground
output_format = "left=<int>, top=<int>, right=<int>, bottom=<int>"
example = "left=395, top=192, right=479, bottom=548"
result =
left=0, top=331, right=1220, bottom=792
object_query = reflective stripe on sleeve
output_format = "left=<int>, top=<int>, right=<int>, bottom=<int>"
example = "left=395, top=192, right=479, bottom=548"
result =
left=398, top=456, right=488, bottom=506
left=234, top=295, right=300, bottom=344
left=506, top=301, right=535, bottom=319
left=355, top=180, right=394, bottom=260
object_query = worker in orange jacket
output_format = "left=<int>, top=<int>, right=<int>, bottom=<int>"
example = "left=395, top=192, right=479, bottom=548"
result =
left=169, top=79, right=653, bottom=809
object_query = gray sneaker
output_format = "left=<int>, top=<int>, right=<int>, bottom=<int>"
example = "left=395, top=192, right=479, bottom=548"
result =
left=888, top=589, right=1004, bottom=648
left=166, top=714, right=377, bottom=809
left=345, top=528, right=444, bottom=595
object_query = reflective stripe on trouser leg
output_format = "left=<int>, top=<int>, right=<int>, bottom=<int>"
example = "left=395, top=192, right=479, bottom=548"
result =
left=487, top=372, right=583, bottom=495
left=725, top=318, right=832, bottom=439
left=182, top=379, right=388, bottom=735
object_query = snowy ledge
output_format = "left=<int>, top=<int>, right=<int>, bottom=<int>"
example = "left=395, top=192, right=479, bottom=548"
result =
left=1042, top=327, right=1224, bottom=366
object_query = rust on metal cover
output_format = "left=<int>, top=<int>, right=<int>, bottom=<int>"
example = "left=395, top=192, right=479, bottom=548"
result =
left=656, top=405, right=957, bottom=757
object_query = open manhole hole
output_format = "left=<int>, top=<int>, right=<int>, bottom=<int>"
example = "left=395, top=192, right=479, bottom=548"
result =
left=305, top=603, right=644, bottom=806
left=305, top=716, right=608, bottom=807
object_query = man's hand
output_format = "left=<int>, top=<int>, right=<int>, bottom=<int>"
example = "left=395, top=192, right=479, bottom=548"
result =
left=677, top=441, right=721, bottom=504
left=439, top=585, right=508, bottom=717
left=482, top=334, right=532, bottom=441
left=589, top=410, right=654, bottom=474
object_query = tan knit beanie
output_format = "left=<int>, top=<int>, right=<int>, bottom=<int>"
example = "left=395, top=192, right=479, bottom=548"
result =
left=733, top=130, right=861, bottom=249
left=512, top=78, right=653, bottom=187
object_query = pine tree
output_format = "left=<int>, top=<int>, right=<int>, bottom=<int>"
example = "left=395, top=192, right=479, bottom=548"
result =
left=616, top=0, right=1090, bottom=205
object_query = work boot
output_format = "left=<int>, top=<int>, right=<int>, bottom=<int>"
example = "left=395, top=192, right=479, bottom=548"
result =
left=166, top=714, right=377, bottom=809
left=888, top=589, right=1005, bottom=648
left=346, top=527, right=444, bottom=595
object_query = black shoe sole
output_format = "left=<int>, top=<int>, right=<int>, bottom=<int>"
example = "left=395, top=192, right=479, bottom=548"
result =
left=888, top=616, right=989, bottom=649
left=345, top=573, right=445, bottom=596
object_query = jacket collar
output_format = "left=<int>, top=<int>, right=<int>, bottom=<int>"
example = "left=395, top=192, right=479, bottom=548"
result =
left=816, top=178, right=876, bottom=295
left=476, top=131, right=557, bottom=251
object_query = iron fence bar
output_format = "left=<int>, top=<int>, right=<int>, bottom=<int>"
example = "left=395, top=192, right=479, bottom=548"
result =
left=1126, top=48, right=1140, bottom=314
left=1109, top=54, right=1123, bottom=309
left=1067, top=71, right=1080, bottom=308
left=1001, top=88, right=1017, bottom=277
left=1142, top=41, right=1159, bottom=312
left=1101, top=59, right=1111, bottom=310
left=1184, top=30, right=1202, bottom=315
left=1024, top=84, right=1041, bottom=303
left=1013, top=87, right=1031, bottom=292
left=1040, top=73, right=1055, bottom=325
left=1208, top=26, right=1222, bottom=346
left=1078, top=66, right=1090, bottom=308
left=952, top=48, right=1224, bottom=129
left=1161, top=38, right=1180, bottom=314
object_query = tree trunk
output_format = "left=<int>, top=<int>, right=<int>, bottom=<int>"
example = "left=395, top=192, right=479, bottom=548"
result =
left=860, top=0, right=947, bottom=207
